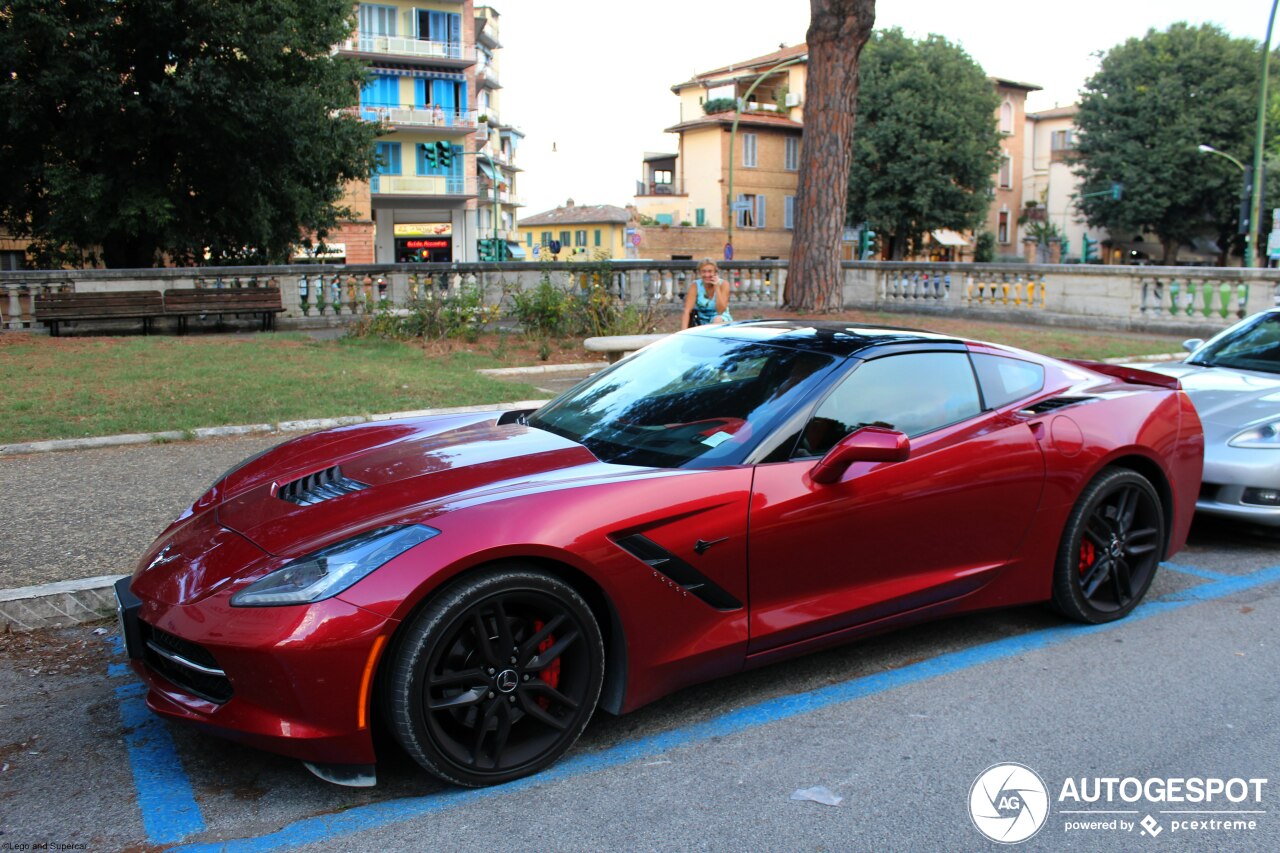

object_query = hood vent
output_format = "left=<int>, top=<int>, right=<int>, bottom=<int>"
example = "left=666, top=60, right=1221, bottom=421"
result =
left=1019, top=396, right=1097, bottom=416
left=278, top=466, right=367, bottom=506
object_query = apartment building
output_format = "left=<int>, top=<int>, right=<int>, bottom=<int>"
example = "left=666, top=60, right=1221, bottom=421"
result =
left=327, top=1, right=523, bottom=264
left=634, top=44, right=807, bottom=261
left=986, top=78, right=1040, bottom=257
left=1022, top=105, right=1107, bottom=262
left=516, top=201, right=633, bottom=261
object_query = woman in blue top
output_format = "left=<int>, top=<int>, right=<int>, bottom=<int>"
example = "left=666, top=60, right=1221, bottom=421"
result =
left=681, top=258, right=733, bottom=329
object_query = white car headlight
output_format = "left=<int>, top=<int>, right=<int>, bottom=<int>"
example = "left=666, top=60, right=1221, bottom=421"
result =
left=1229, top=420, right=1280, bottom=449
left=231, top=525, right=439, bottom=607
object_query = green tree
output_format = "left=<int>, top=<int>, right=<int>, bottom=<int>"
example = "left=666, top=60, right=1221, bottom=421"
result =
left=0, top=0, right=378, bottom=268
left=845, top=29, right=1001, bottom=260
left=1073, top=23, right=1275, bottom=265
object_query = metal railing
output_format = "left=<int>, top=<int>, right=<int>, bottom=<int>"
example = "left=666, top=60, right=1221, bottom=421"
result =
left=342, top=36, right=473, bottom=63
left=354, top=105, right=477, bottom=129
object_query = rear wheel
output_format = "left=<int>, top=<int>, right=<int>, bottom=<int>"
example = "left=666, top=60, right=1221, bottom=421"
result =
left=1052, top=468, right=1166, bottom=623
left=386, top=566, right=604, bottom=787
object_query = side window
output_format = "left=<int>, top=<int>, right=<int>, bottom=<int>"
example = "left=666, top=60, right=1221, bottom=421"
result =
left=971, top=353, right=1045, bottom=409
left=795, top=352, right=982, bottom=457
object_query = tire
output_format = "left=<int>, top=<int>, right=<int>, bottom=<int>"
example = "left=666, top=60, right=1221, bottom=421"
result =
left=1052, top=467, right=1166, bottom=624
left=385, top=565, right=604, bottom=787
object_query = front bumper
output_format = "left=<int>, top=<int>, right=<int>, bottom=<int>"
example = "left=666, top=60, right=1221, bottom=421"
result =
left=1198, top=445, right=1280, bottom=527
left=114, top=576, right=396, bottom=765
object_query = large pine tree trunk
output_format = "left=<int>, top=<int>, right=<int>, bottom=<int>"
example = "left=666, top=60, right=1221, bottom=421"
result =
left=784, top=0, right=876, bottom=312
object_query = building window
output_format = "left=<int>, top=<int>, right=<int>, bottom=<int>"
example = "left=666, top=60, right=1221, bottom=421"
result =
left=559, top=230, right=571, bottom=248
left=656, top=213, right=674, bottom=225
left=784, top=195, right=796, bottom=229
left=358, top=4, right=397, bottom=38
left=998, top=155, right=1012, bottom=189
left=526, top=232, right=533, bottom=247
left=361, top=75, right=400, bottom=108
left=999, top=100, right=1014, bottom=134
left=575, top=229, right=587, bottom=246
left=736, top=194, right=766, bottom=228
left=695, top=208, right=705, bottom=226
left=541, top=231, right=552, bottom=246
left=653, top=169, right=672, bottom=185
left=743, top=133, right=758, bottom=168
left=1050, top=129, right=1074, bottom=150
left=998, top=209, right=1010, bottom=244
left=785, top=137, right=800, bottom=171
left=374, top=142, right=401, bottom=175
left=594, top=229, right=602, bottom=246
left=0, top=250, right=23, bottom=271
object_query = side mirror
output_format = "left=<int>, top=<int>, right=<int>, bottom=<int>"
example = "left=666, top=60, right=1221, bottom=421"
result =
left=1182, top=338, right=1204, bottom=354
left=810, top=426, right=909, bottom=485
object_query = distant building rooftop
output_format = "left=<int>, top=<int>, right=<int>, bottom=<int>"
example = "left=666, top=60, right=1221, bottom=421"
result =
left=520, top=201, right=631, bottom=226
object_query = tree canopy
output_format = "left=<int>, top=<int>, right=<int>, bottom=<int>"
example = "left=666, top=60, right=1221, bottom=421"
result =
left=845, top=28, right=1001, bottom=260
left=1073, top=23, right=1278, bottom=264
left=0, top=0, right=378, bottom=268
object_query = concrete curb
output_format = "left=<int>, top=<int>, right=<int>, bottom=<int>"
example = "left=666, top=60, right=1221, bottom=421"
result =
left=0, top=575, right=125, bottom=632
left=0, top=399, right=550, bottom=457
left=476, top=362, right=608, bottom=376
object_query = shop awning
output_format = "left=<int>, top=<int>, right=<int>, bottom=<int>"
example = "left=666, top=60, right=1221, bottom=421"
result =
left=506, top=241, right=526, bottom=259
left=931, top=229, right=968, bottom=247
left=478, top=159, right=498, bottom=181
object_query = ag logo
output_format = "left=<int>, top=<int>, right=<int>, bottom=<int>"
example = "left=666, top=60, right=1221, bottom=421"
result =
left=969, top=762, right=1050, bottom=844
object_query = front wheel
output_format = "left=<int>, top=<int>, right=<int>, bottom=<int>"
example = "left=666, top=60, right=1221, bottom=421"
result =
left=1052, top=468, right=1166, bottom=624
left=385, top=566, right=604, bottom=787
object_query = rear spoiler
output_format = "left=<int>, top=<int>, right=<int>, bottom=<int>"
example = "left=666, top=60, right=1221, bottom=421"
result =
left=1066, top=360, right=1182, bottom=390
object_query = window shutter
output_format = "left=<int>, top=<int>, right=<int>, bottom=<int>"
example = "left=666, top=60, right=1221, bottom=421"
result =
left=756, top=195, right=766, bottom=228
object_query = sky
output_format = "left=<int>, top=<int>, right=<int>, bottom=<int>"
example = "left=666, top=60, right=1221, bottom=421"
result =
left=496, top=0, right=1273, bottom=216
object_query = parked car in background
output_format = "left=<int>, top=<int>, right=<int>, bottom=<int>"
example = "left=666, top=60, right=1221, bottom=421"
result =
left=115, top=321, right=1204, bottom=789
left=1134, top=309, right=1280, bottom=526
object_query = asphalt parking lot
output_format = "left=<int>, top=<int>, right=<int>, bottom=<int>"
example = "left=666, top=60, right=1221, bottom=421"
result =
left=1, top=513, right=1276, bottom=852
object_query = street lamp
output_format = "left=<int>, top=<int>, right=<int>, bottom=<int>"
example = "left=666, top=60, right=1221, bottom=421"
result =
left=1198, top=144, right=1245, bottom=173
left=1247, top=0, right=1279, bottom=268
left=1199, top=143, right=1253, bottom=265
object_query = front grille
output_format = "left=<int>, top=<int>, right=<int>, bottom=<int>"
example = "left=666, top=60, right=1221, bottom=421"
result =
left=1200, top=482, right=1222, bottom=502
left=141, top=622, right=233, bottom=704
left=278, top=465, right=367, bottom=505
left=1019, top=396, right=1097, bottom=415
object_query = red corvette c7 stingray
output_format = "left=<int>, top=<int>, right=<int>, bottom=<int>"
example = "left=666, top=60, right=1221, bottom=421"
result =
left=116, top=321, right=1203, bottom=787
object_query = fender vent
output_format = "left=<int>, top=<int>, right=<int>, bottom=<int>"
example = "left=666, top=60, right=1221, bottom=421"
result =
left=1019, top=396, right=1097, bottom=415
left=614, top=534, right=743, bottom=611
left=278, top=466, right=367, bottom=505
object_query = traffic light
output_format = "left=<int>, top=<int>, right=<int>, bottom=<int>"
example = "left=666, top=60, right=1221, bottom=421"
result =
left=436, top=140, right=453, bottom=168
left=858, top=227, right=878, bottom=260
left=1082, top=234, right=1099, bottom=263
left=420, top=142, right=437, bottom=170
left=1110, top=182, right=1123, bottom=201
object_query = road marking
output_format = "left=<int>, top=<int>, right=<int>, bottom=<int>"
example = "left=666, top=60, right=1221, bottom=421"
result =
left=109, top=641, right=207, bottom=845
left=1160, top=561, right=1233, bottom=581
left=158, top=562, right=1280, bottom=852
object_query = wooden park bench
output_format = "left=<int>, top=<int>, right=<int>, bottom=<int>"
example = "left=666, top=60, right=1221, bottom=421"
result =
left=34, top=290, right=164, bottom=337
left=162, top=287, right=285, bottom=333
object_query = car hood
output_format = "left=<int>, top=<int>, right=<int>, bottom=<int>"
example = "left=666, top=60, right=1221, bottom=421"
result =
left=212, top=412, right=620, bottom=559
left=1133, top=362, right=1280, bottom=429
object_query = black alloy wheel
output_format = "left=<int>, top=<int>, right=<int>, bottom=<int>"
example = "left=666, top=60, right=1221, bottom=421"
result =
left=1052, top=467, right=1166, bottom=623
left=386, top=566, right=604, bottom=787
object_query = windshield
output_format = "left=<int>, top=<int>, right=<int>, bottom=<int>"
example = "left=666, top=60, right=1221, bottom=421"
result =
left=1188, top=312, right=1280, bottom=375
left=528, top=332, right=837, bottom=468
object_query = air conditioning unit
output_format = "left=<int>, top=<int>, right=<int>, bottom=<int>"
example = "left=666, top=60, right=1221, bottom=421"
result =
left=784, top=92, right=802, bottom=107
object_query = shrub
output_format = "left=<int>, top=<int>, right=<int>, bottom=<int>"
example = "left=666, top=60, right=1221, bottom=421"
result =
left=703, top=97, right=737, bottom=115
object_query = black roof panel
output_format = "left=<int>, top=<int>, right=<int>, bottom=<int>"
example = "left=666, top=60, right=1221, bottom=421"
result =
left=686, top=319, right=964, bottom=356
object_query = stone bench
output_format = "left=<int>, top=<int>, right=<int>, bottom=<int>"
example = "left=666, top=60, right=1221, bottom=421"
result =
left=583, top=333, right=669, bottom=363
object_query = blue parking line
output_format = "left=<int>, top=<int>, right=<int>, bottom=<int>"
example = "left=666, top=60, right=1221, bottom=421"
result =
left=166, top=563, right=1280, bottom=853
left=109, top=639, right=208, bottom=845
left=1160, top=561, right=1233, bottom=581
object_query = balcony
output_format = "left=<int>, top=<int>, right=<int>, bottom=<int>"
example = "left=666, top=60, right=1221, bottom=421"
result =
left=638, top=180, right=683, bottom=196
left=476, top=63, right=501, bottom=89
left=352, top=106, right=478, bottom=133
left=372, top=174, right=474, bottom=197
left=479, top=183, right=523, bottom=207
left=340, top=35, right=475, bottom=68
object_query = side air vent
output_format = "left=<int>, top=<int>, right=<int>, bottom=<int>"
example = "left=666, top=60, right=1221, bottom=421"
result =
left=278, top=466, right=367, bottom=506
left=614, top=534, right=743, bottom=611
left=1019, top=396, right=1097, bottom=416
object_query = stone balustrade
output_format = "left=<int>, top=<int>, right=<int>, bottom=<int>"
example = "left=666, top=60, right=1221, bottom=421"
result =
left=3, top=261, right=1279, bottom=336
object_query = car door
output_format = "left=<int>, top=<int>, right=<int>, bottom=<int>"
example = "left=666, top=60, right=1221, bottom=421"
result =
left=747, top=349, right=1046, bottom=654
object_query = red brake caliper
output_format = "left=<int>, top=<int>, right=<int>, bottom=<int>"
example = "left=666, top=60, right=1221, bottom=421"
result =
left=1078, top=539, right=1096, bottom=575
left=532, top=620, right=561, bottom=710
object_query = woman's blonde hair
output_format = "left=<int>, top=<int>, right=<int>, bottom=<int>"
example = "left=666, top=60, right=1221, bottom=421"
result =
left=698, top=258, right=718, bottom=271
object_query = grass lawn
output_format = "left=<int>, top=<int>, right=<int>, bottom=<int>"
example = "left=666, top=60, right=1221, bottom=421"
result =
left=0, top=333, right=548, bottom=444
left=0, top=314, right=1190, bottom=444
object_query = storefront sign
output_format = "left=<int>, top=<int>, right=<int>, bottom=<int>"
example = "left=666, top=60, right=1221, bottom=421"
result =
left=394, top=223, right=452, bottom=237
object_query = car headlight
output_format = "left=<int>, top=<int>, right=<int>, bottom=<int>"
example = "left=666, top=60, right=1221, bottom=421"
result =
left=1229, top=420, right=1280, bottom=449
left=230, top=525, right=439, bottom=607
